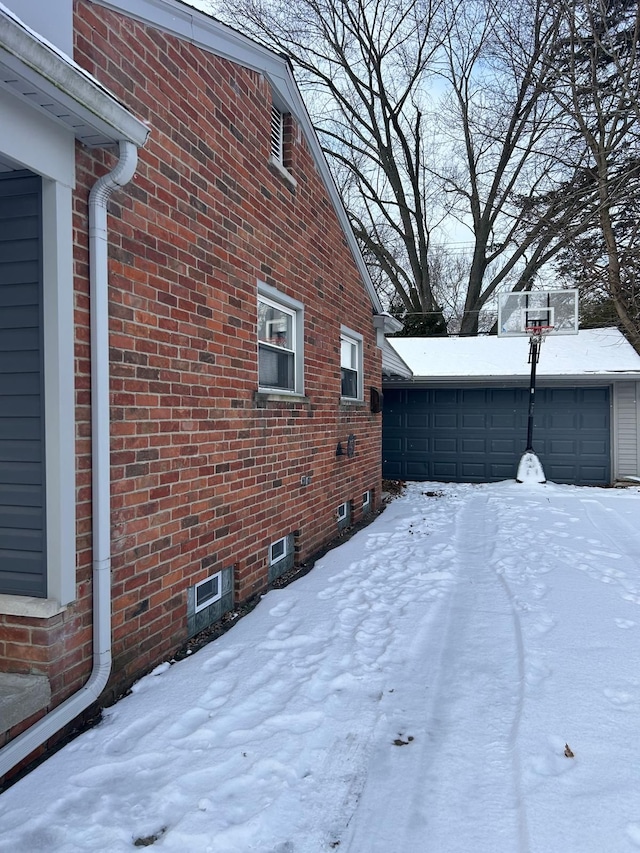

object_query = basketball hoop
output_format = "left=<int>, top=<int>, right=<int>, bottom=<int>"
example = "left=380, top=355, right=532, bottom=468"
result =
left=526, top=325, right=554, bottom=341
left=497, top=289, right=580, bottom=485
left=525, top=324, right=553, bottom=365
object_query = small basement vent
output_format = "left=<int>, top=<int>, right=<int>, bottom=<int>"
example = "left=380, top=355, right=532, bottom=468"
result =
left=187, top=565, right=234, bottom=638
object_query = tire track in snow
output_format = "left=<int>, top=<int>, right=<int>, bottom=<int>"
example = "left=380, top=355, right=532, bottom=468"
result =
left=418, top=491, right=530, bottom=853
left=578, top=495, right=640, bottom=605
left=495, top=553, right=530, bottom=853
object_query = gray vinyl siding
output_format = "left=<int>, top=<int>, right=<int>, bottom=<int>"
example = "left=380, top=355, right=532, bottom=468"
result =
left=614, top=381, right=640, bottom=479
left=0, top=172, right=46, bottom=597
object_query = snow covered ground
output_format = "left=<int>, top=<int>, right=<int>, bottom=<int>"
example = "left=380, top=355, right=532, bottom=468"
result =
left=1, top=480, right=640, bottom=853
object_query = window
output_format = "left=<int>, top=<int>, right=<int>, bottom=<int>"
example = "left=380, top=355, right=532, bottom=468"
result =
left=268, top=532, right=296, bottom=583
left=258, top=297, right=295, bottom=390
left=270, top=536, right=288, bottom=565
left=336, top=501, right=351, bottom=531
left=258, top=282, right=304, bottom=394
left=340, top=328, right=363, bottom=400
left=362, top=490, right=372, bottom=510
left=194, top=572, right=222, bottom=612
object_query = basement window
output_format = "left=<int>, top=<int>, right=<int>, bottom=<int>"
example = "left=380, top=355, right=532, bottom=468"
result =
left=270, top=536, right=288, bottom=566
left=362, top=490, right=371, bottom=510
left=194, top=572, right=222, bottom=613
left=337, top=501, right=351, bottom=531
left=268, top=533, right=296, bottom=583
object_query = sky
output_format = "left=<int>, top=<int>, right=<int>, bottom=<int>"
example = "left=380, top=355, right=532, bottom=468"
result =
left=1, top=479, right=640, bottom=852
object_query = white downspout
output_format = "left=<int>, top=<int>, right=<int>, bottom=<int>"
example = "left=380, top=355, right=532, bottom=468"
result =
left=0, top=141, right=139, bottom=779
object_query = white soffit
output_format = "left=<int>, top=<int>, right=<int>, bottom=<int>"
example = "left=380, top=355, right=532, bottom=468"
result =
left=0, top=4, right=149, bottom=148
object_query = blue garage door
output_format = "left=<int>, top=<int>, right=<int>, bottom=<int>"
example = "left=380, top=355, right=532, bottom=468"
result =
left=383, top=386, right=611, bottom=486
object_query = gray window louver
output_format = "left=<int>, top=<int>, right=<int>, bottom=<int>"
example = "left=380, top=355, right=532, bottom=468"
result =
left=270, top=105, right=284, bottom=162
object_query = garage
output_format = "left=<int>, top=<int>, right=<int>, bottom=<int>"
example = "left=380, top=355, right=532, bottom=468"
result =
left=381, top=329, right=640, bottom=487
left=383, top=385, right=610, bottom=485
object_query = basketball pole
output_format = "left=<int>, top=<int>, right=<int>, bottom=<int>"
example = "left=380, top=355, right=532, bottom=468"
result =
left=525, top=335, right=539, bottom=452
left=516, top=329, right=546, bottom=484
left=498, top=288, right=579, bottom=484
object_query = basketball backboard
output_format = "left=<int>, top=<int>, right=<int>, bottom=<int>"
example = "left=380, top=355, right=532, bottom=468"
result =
left=497, top=289, right=579, bottom=337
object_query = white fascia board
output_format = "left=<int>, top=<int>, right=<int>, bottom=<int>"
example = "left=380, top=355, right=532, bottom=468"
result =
left=273, top=71, right=384, bottom=314
left=0, top=4, right=150, bottom=147
left=95, top=0, right=383, bottom=313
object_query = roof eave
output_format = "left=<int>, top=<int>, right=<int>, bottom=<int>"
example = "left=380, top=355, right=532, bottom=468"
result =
left=0, top=6, right=149, bottom=148
left=383, top=372, right=640, bottom=385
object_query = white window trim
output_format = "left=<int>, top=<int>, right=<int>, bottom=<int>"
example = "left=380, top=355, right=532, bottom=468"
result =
left=258, top=281, right=304, bottom=395
left=362, top=490, right=371, bottom=509
left=270, top=536, right=289, bottom=566
left=0, top=170, right=76, bottom=614
left=42, top=178, right=76, bottom=607
left=194, top=572, right=222, bottom=613
left=336, top=502, right=348, bottom=522
left=340, top=326, right=364, bottom=401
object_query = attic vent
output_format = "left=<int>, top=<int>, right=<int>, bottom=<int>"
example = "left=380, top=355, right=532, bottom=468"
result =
left=270, top=105, right=284, bottom=162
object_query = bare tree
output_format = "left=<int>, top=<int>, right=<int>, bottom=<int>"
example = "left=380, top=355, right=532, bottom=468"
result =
left=210, top=0, right=618, bottom=334
left=433, top=0, right=589, bottom=333
left=544, top=0, right=640, bottom=352
left=214, top=0, right=451, bottom=332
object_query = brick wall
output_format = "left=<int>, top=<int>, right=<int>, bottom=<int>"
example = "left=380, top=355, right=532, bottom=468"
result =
left=0, top=0, right=383, bottom=721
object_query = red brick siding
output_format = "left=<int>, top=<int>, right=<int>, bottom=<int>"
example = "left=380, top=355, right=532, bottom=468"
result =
left=0, top=0, right=383, bottom=723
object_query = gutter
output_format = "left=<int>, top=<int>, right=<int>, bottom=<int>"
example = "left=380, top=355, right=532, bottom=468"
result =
left=0, top=141, right=139, bottom=779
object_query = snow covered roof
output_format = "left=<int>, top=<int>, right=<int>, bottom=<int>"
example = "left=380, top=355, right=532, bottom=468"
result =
left=385, top=327, right=640, bottom=382
left=0, top=3, right=150, bottom=147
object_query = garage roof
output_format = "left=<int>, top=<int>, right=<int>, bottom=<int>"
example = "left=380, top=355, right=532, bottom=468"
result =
left=386, top=327, right=640, bottom=381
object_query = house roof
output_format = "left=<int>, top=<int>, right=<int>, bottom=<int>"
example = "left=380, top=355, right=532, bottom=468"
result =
left=380, top=337, right=413, bottom=379
left=385, top=327, right=640, bottom=383
left=93, top=0, right=386, bottom=319
left=0, top=3, right=150, bottom=148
